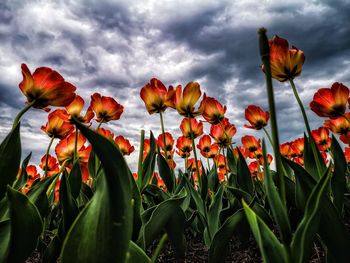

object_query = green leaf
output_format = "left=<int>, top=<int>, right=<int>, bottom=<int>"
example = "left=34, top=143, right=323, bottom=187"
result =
left=87, top=149, right=97, bottom=178
left=209, top=210, right=244, bottom=263
left=0, top=123, right=21, bottom=199
left=138, top=195, right=186, bottom=251
left=59, top=172, right=79, bottom=236
left=68, top=161, right=82, bottom=199
left=157, top=153, right=174, bottom=192
left=226, top=147, right=237, bottom=175
left=27, top=174, right=59, bottom=217
left=330, top=135, right=346, bottom=212
left=205, top=185, right=224, bottom=246
left=207, top=166, right=219, bottom=192
left=236, top=148, right=253, bottom=195
left=226, top=186, right=252, bottom=204
left=60, top=120, right=133, bottom=263
left=303, top=134, right=326, bottom=179
left=7, top=186, right=43, bottom=263
left=126, top=241, right=151, bottom=263
left=12, top=152, right=31, bottom=190
left=243, top=200, right=288, bottom=263
left=291, top=165, right=331, bottom=263
left=0, top=219, right=10, bottom=262
left=262, top=140, right=291, bottom=243
left=131, top=172, right=142, bottom=242
left=141, top=132, right=156, bottom=191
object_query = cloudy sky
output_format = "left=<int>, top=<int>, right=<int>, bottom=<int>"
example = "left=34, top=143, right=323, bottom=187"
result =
left=0, top=0, right=349, bottom=171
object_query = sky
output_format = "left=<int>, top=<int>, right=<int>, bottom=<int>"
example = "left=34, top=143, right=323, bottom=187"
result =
left=0, top=0, right=349, bottom=171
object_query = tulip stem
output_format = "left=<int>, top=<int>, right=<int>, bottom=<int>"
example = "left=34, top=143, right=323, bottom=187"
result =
left=151, top=233, right=168, bottom=263
left=218, top=120, right=234, bottom=152
left=159, top=111, right=169, bottom=161
left=289, top=79, right=312, bottom=136
left=207, top=157, right=210, bottom=171
left=137, top=130, right=145, bottom=187
left=12, top=100, right=36, bottom=129
left=44, top=136, right=55, bottom=177
left=188, top=116, right=200, bottom=183
left=262, top=127, right=274, bottom=147
left=258, top=28, right=286, bottom=205
left=96, top=121, right=103, bottom=130
left=290, top=78, right=323, bottom=177
left=74, top=127, right=78, bottom=162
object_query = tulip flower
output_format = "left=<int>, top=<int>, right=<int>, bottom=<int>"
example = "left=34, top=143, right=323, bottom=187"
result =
left=19, top=63, right=76, bottom=110
left=170, top=81, right=204, bottom=117
left=310, top=82, right=349, bottom=118
left=90, top=93, right=124, bottom=123
left=214, top=154, right=228, bottom=170
left=324, top=113, right=350, bottom=135
left=197, top=135, right=212, bottom=153
left=258, top=153, right=273, bottom=166
left=180, top=118, right=203, bottom=139
left=210, top=118, right=236, bottom=147
left=55, top=132, right=92, bottom=172
left=280, top=142, right=292, bottom=159
left=344, top=147, right=350, bottom=163
left=204, top=144, right=219, bottom=159
left=242, top=135, right=261, bottom=154
left=290, top=138, right=304, bottom=158
left=97, top=128, right=115, bottom=140
left=39, top=154, right=59, bottom=176
left=22, top=165, right=40, bottom=193
left=187, top=158, right=202, bottom=178
left=114, top=135, right=135, bottom=156
left=176, top=136, right=192, bottom=155
left=66, top=95, right=94, bottom=124
left=244, top=105, right=270, bottom=130
left=41, top=109, right=74, bottom=139
left=201, top=95, right=226, bottom=124
left=339, top=132, right=350, bottom=145
left=157, top=132, right=174, bottom=152
left=311, top=127, right=332, bottom=151
left=233, top=146, right=246, bottom=159
left=140, top=78, right=175, bottom=114
left=143, top=139, right=151, bottom=160
left=263, top=35, right=305, bottom=82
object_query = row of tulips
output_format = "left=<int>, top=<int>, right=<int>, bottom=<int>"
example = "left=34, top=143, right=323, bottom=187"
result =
left=0, top=28, right=350, bottom=263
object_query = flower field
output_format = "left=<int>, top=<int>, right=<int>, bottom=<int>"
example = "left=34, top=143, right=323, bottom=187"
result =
left=0, top=28, right=350, bottom=263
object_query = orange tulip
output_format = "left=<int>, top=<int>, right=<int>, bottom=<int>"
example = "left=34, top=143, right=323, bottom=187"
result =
left=114, top=136, right=135, bottom=156
left=344, top=147, right=350, bottom=163
left=339, top=132, right=350, bottom=145
left=23, top=165, right=40, bottom=193
left=248, top=161, right=264, bottom=181
left=310, top=82, right=349, bottom=118
left=214, top=154, right=228, bottom=170
left=66, top=95, right=94, bottom=124
left=176, top=136, right=192, bottom=156
left=180, top=118, right=203, bottom=139
left=233, top=146, right=246, bottom=159
left=324, top=113, right=350, bottom=135
left=140, top=78, right=175, bottom=114
left=201, top=95, right=226, bottom=124
left=170, top=82, right=204, bottom=117
left=157, top=132, right=174, bottom=152
left=311, top=127, right=331, bottom=151
left=197, top=135, right=211, bottom=153
left=55, top=132, right=92, bottom=168
left=90, top=93, right=124, bottom=123
left=258, top=153, right=273, bottom=166
left=97, top=128, right=115, bottom=140
left=210, top=118, right=236, bottom=147
left=187, top=158, right=202, bottom=179
left=41, top=109, right=74, bottom=139
left=143, top=139, right=151, bottom=160
left=19, top=63, right=76, bottom=110
left=280, top=142, right=292, bottom=158
left=263, top=35, right=305, bottom=82
left=39, top=154, right=59, bottom=176
left=205, top=144, right=219, bottom=159
left=242, top=135, right=261, bottom=154
left=290, top=138, right=304, bottom=158
left=244, top=105, right=270, bottom=130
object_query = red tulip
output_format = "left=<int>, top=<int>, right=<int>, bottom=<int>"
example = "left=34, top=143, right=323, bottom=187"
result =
left=180, top=118, right=203, bottom=139
left=157, top=132, right=174, bottom=152
left=210, top=118, right=236, bottom=147
left=39, top=154, right=59, bottom=176
left=311, top=127, right=331, bottom=151
left=244, top=105, right=270, bottom=130
left=114, top=136, right=135, bottom=156
left=66, top=95, right=94, bottom=124
left=41, top=109, right=74, bottom=139
left=90, top=93, right=124, bottom=123
left=201, top=95, right=226, bottom=124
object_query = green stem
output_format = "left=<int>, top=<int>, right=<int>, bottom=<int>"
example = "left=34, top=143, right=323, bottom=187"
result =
left=44, top=136, right=55, bottom=177
left=258, top=28, right=286, bottom=205
left=188, top=116, right=200, bottom=183
left=73, top=126, right=78, bottom=162
left=96, top=121, right=103, bottom=130
left=262, top=127, right=274, bottom=147
left=207, top=157, right=210, bottom=171
left=151, top=233, right=168, bottom=263
left=159, top=111, right=168, bottom=159
left=289, top=79, right=312, bottom=136
left=218, top=120, right=234, bottom=152
left=13, top=100, right=36, bottom=129
left=223, top=148, right=229, bottom=180
left=137, top=130, right=145, bottom=187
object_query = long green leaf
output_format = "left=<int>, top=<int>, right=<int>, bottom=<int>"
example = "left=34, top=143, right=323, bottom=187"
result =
left=68, top=161, right=82, bottom=199
left=291, top=165, right=331, bottom=263
left=262, top=140, right=291, bottom=243
left=157, top=153, right=174, bottom=192
left=243, top=200, right=287, bottom=263
left=303, top=134, right=326, bottom=179
left=209, top=210, right=244, bottom=263
left=141, top=132, right=156, bottom=191
left=60, top=120, right=133, bottom=263
left=0, top=123, right=21, bottom=199
left=7, top=186, right=43, bottom=263
left=127, top=241, right=151, bottom=263
left=236, top=148, right=254, bottom=195
left=330, top=135, right=346, bottom=212
left=12, top=152, right=31, bottom=190
left=0, top=219, right=10, bottom=262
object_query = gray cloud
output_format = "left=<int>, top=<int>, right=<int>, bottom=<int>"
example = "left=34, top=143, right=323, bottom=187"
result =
left=0, top=0, right=349, bottom=171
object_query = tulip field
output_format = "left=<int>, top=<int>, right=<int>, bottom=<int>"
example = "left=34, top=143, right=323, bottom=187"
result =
left=1, top=28, right=350, bottom=263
